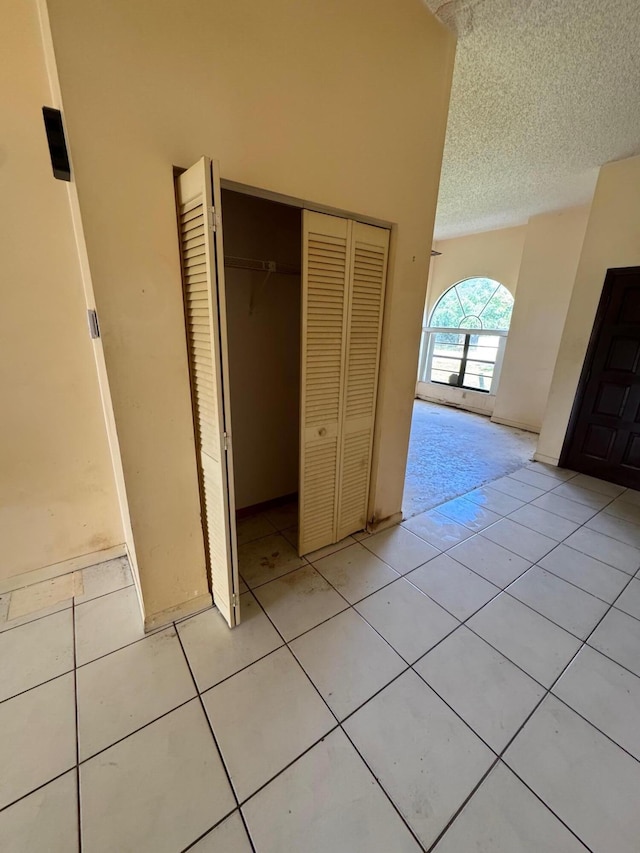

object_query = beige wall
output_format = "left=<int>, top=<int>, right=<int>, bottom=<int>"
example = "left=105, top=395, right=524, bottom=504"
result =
left=42, top=0, right=455, bottom=619
left=0, top=0, right=123, bottom=581
left=426, top=224, right=527, bottom=315
left=493, top=206, right=590, bottom=433
left=222, top=191, right=301, bottom=510
left=537, top=155, right=640, bottom=464
left=417, top=224, right=526, bottom=413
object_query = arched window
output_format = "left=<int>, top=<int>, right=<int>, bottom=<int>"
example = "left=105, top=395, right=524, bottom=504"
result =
left=418, top=278, right=514, bottom=393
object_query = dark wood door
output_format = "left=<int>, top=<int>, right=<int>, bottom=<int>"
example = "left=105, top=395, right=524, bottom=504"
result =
left=562, top=267, right=640, bottom=488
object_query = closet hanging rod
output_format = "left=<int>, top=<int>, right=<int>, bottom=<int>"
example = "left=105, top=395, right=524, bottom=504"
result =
left=224, top=255, right=300, bottom=276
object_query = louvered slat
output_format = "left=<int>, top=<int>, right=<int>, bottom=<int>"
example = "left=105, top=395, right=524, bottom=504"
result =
left=336, top=222, right=389, bottom=540
left=299, top=212, right=350, bottom=554
left=176, top=157, right=239, bottom=627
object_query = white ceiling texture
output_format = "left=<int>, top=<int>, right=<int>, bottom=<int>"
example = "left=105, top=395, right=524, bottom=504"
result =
left=428, top=0, right=640, bottom=239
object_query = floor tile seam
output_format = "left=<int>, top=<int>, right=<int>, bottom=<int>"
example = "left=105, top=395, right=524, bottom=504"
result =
left=74, top=621, right=175, bottom=670
left=187, top=638, right=289, bottom=695
left=602, top=504, right=640, bottom=523
left=306, top=549, right=506, bottom=659
left=580, top=641, right=640, bottom=682
left=560, top=542, right=638, bottom=576
left=423, top=500, right=503, bottom=534
left=532, top=559, right=632, bottom=604
left=274, top=560, right=355, bottom=610
left=459, top=620, right=561, bottom=692
left=547, top=687, right=640, bottom=766
left=0, top=765, right=77, bottom=816
left=179, top=804, right=243, bottom=852
left=0, top=666, right=77, bottom=707
left=463, top=496, right=635, bottom=569
left=239, top=579, right=347, bottom=733
left=499, top=587, right=607, bottom=642
left=491, top=756, right=596, bottom=853
left=431, top=542, right=529, bottom=591
left=173, top=626, right=248, bottom=843
left=240, top=556, right=316, bottom=593
left=73, top=580, right=135, bottom=608
left=408, top=664, right=503, bottom=758
left=502, top=503, right=582, bottom=538
left=452, top=526, right=557, bottom=564
left=422, top=755, right=502, bottom=853
left=511, top=470, right=575, bottom=490
left=357, top=531, right=444, bottom=570
left=0, top=601, right=74, bottom=634
left=401, top=569, right=504, bottom=627
left=494, top=564, right=639, bottom=765
left=610, top=601, right=640, bottom=625
left=231, top=723, right=343, bottom=811
left=521, top=482, right=618, bottom=513
left=580, top=520, right=640, bottom=550
left=336, top=723, right=434, bottom=852
left=0, top=554, right=132, bottom=597
left=75, top=694, right=198, bottom=767
left=72, top=597, right=82, bottom=853
left=546, top=478, right=622, bottom=503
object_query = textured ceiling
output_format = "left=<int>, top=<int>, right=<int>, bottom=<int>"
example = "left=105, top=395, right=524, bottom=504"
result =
left=433, top=0, right=640, bottom=239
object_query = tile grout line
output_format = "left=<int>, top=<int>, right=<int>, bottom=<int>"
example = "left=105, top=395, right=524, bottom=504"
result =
left=235, top=575, right=430, bottom=851
left=72, top=592, right=82, bottom=853
left=173, top=626, right=258, bottom=853
left=4, top=470, right=637, bottom=846
left=141, top=481, right=636, bottom=848
left=419, top=565, right=635, bottom=853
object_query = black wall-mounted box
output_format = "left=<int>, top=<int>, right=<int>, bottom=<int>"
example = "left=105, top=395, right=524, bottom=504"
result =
left=42, top=107, right=71, bottom=181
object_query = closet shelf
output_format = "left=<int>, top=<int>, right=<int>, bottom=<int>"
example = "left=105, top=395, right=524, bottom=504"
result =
left=224, top=255, right=301, bottom=276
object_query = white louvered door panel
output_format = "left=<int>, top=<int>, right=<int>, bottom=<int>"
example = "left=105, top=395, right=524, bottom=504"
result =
left=336, top=222, right=389, bottom=540
left=299, top=211, right=351, bottom=555
left=176, top=157, right=239, bottom=627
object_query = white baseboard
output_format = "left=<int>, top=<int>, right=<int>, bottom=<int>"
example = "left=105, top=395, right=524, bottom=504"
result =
left=366, top=511, right=403, bottom=534
left=533, top=451, right=561, bottom=465
left=144, top=592, right=213, bottom=632
left=0, top=543, right=127, bottom=596
left=490, top=415, right=540, bottom=434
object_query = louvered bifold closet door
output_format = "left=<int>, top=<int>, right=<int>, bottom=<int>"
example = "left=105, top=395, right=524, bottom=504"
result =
left=176, top=157, right=240, bottom=627
left=336, top=222, right=389, bottom=540
left=299, top=211, right=351, bottom=555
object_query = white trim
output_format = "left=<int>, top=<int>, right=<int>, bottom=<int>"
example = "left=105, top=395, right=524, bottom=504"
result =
left=490, top=415, right=540, bottom=434
left=144, top=592, right=213, bottom=632
left=418, top=329, right=507, bottom=395
left=533, top=451, right=560, bottom=465
left=220, top=179, right=393, bottom=230
left=0, top=544, right=127, bottom=596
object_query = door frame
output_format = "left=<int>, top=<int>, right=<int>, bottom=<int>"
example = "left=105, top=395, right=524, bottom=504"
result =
left=559, top=266, right=640, bottom=470
left=219, top=177, right=395, bottom=530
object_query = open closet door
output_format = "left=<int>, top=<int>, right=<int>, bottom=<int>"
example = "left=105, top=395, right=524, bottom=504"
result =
left=336, top=222, right=389, bottom=539
left=176, top=157, right=240, bottom=627
left=299, top=212, right=350, bottom=554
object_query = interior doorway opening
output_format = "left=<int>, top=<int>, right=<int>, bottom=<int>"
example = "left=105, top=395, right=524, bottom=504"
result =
left=177, top=158, right=390, bottom=626
left=402, top=399, right=537, bottom=519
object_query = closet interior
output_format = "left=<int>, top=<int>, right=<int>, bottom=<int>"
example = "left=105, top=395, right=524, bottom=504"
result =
left=221, top=189, right=302, bottom=543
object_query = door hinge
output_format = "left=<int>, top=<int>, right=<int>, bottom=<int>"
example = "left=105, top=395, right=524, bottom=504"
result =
left=223, top=432, right=231, bottom=451
left=208, top=206, right=221, bottom=232
left=87, top=309, right=100, bottom=339
left=232, top=593, right=239, bottom=608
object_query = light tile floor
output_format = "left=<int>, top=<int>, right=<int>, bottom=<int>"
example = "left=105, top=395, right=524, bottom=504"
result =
left=2, top=467, right=640, bottom=851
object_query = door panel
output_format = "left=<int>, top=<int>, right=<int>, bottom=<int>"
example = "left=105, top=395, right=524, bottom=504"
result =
left=176, top=157, right=240, bottom=627
left=563, top=267, right=640, bottom=487
left=299, top=212, right=350, bottom=555
left=336, top=222, right=389, bottom=540
left=299, top=213, right=389, bottom=554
